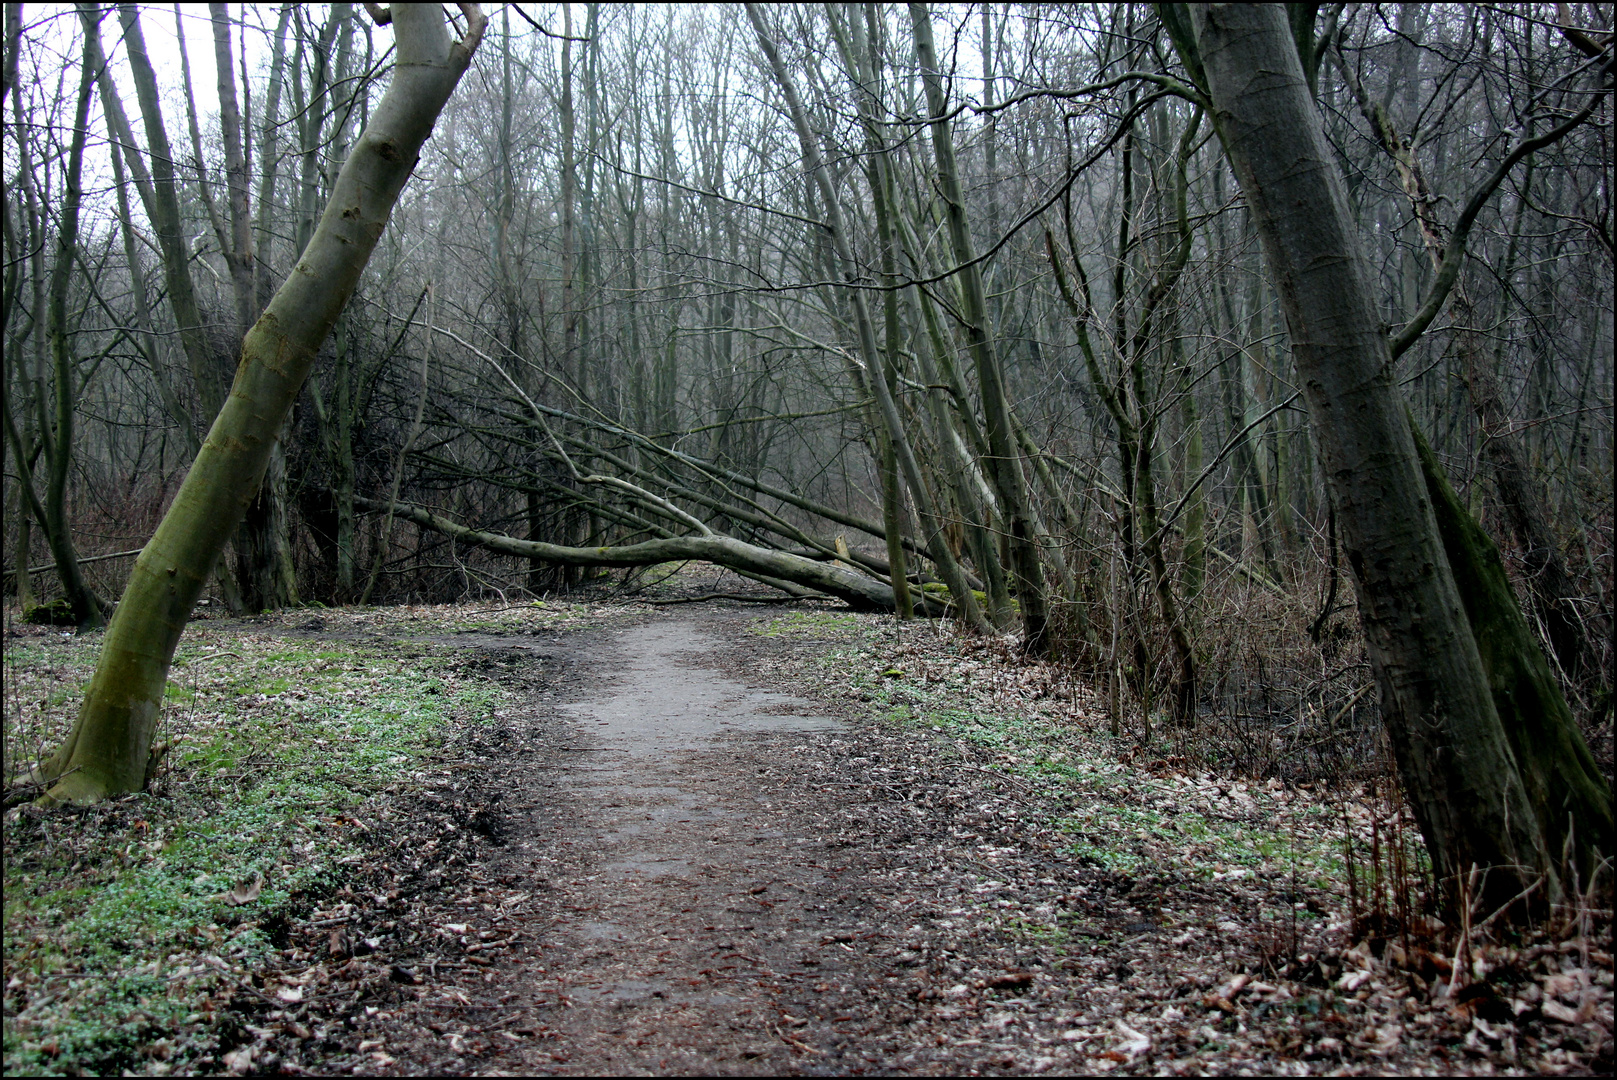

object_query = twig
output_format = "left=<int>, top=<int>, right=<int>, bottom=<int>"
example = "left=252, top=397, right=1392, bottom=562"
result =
left=1476, top=874, right=1544, bottom=933
left=1448, top=863, right=1481, bottom=997
left=2, top=548, right=144, bottom=579
left=947, top=762, right=1034, bottom=792
left=641, top=592, right=829, bottom=606
left=3, top=765, right=82, bottom=809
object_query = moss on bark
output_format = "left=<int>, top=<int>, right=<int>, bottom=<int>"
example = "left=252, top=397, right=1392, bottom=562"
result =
left=1414, top=423, right=1613, bottom=888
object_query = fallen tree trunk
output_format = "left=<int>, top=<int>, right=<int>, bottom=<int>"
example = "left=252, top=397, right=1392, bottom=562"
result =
left=355, top=496, right=948, bottom=616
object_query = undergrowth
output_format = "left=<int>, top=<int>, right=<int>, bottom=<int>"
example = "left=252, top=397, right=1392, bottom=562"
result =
left=754, top=607, right=1361, bottom=897
left=0, top=604, right=537, bottom=1076
left=749, top=605, right=1612, bottom=1074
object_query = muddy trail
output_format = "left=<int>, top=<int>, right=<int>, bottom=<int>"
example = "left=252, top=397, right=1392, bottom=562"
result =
left=208, top=604, right=1611, bottom=1077
left=451, top=617, right=881, bottom=1073
left=245, top=606, right=1112, bottom=1076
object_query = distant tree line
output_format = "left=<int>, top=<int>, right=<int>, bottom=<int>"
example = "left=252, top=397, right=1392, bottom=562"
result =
left=2, top=3, right=1610, bottom=912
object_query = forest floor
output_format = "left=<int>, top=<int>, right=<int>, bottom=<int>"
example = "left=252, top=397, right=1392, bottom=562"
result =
left=2, top=575, right=1612, bottom=1076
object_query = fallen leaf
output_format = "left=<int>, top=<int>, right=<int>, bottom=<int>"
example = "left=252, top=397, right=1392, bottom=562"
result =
left=984, top=970, right=1035, bottom=990
left=1541, top=997, right=1591, bottom=1024
left=1337, top=969, right=1372, bottom=992
left=225, top=873, right=263, bottom=907
left=1114, top=1019, right=1150, bottom=1056
left=1541, top=973, right=1580, bottom=999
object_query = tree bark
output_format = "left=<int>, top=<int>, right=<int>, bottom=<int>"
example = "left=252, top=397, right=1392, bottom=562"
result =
left=909, top=2, right=1051, bottom=653
left=1333, top=46, right=1592, bottom=682
left=1186, top=2, right=1608, bottom=903
left=37, top=3, right=488, bottom=805
left=355, top=496, right=939, bottom=617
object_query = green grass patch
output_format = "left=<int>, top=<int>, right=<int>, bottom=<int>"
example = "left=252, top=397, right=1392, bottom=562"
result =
left=2, top=612, right=506, bottom=1076
left=753, top=610, right=1359, bottom=895
left=753, top=609, right=865, bottom=638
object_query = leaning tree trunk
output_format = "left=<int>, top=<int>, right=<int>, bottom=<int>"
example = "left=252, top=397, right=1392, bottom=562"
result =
left=1334, top=50, right=1592, bottom=683
left=910, top=2, right=1051, bottom=654
left=354, top=495, right=939, bottom=615
left=35, top=3, right=488, bottom=805
left=1184, top=2, right=1609, bottom=905
left=745, top=3, right=989, bottom=634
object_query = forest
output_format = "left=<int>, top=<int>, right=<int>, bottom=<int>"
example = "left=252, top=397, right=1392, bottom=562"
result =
left=2, top=2, right=1613, bottom=1075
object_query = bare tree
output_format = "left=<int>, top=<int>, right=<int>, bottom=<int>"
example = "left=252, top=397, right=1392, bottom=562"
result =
left=32, top=2, right=489, bottom=804
left=1177, top=0, right=1609, bottom=904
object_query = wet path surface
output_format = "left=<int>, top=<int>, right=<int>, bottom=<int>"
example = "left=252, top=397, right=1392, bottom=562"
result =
left=480, top=619, right=896, bottom=1075
left=554, top=622, right=841, bottom=882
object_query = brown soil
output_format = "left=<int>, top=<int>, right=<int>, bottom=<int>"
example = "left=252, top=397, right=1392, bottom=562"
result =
left=223, top=604, right=1611, bottom=1077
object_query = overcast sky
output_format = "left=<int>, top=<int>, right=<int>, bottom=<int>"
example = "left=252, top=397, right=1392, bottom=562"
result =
left=9, top=4, right=342, bottom=238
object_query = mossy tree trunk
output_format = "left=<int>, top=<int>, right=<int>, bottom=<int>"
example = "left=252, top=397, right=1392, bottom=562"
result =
left=36, top=3, right=488, bottom=805
left=1334, top=46, right=1595, bottom=684
left=1413, top=423, right=1613, bottom=888
left=1182, top=2, right=1609, bottom=903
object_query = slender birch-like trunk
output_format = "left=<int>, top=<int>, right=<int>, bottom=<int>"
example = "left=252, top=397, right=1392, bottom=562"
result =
left=908, top=2, right=1051, bottom=653
left=37, top=21, right=105, bottom=628
left=745, top=3, right=988, bottom=633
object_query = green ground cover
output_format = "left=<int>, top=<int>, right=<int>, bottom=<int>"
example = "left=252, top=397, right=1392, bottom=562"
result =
left=750, top=609, right=1387, bottom=906
left=1, top=609, right=512, bottom=1075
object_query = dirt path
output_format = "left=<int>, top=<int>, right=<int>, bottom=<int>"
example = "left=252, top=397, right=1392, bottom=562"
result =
left=243, top=604, right=1606, bottom=1077
left=330, top=608, right=987, bottom=1076
left=489, top=618, right=871, bottom=1073
left=6, top=601, right=1607, bottom=1075
left=313, top=606, right=1124, bottom=1077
